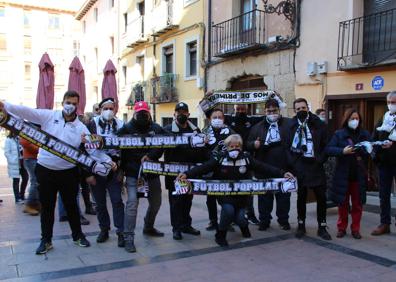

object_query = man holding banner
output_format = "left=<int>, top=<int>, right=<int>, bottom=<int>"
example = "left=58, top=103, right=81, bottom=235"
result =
left=0, top=91, right=112, bottom=254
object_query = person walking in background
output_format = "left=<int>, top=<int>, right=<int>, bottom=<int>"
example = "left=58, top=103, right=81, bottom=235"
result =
left=4, top=131, right=24, bottom=203
left=326, top=109, right=371, bottom=239
left=20, top=136, right=40, bottom=215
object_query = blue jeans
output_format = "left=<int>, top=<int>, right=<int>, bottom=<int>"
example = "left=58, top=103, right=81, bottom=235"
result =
left=91, top=174, right=124, bottom=233
left=378, top=165, right=396, bottom=225
left=24, top=159, right=39, bottom=205
left=218, top=203, right=248, bottom=231
left=124, top=176, right=162, bottom=239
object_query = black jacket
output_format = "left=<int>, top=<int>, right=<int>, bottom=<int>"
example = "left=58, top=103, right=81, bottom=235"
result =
left=185, top=151, right=284, bottom=208
left=326, top=127, right=371, bottom=205
left=372, top=119, right=396, bottom=167
left=202, top=125, right=235, bottom=155
left=224, top=114, right=262, bottom=145
left=117, top=119, right=165, bottom=178
left=284, top=113, right=328, bottom=188
left=246, top=117, right=291, bottom=176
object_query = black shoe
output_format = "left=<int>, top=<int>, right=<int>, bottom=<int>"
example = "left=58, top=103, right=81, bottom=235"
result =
left=117, top=233, right=125, bottom=247
left=317, top=226, right=332, bottom=241
left=215, top=230, right=228, bottom=247
left=227, top=224, right=235, bottom=232
left=35, top=240, right=53, bottom=255
left=143, top=227, right=164, bottom=237
left=247, top=216, right=260, bottom=225
left=258, top=222, right=270, bottom=231
left=59, top=216, right=68, bottom=222
left=80, top=216, right=90, bottom=225
left=351, top=231, right=362, bottom=240
left=74, top=237, right=91, bottom=247
left=181, top=226, right=201, bottom=236
left=173, top=230, right=183, bottom=240
left=85, top=206, right=96, bottom=215
left=206, top=221, right=218, bottom=231
left=240, top=226, right=251, bottom=238
left=125, top=239, right=136, bottom=253
left=96, top=231, right=109, bottom=243
left=280, top=223, right=291, bottom=231
left=295, top=222, right=306, bottom=239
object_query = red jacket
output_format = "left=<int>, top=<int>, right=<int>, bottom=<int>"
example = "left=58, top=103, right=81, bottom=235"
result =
left=20, top=138, right=38, bottom=159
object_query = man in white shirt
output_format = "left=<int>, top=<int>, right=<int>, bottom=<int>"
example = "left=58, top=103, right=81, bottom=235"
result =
left=0, top=91, right=105, bottom=255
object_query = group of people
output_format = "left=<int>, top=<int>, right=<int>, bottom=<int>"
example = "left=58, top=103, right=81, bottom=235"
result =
left=1, top=89, right=396, bottom=254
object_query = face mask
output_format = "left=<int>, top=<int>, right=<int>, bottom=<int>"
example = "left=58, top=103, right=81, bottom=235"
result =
left=176, top=114, right=188, bottom=124
left=319, top=117, right=326, bottom=122
left=348, top=119, right=359, bottom=130
left=267, top=114, right=279, bottom=123
left=63, top=103, right=76, bottom=116
left=296, top=110, right=308, bottom=121
left=101, top=109, right=114, bottom=121
left=228, top=149, right=240, bottom=159
left=134, top=112, right=151, bottom=129
left=211, top=118, right=224, bottom=128
left=388, top=104, right=396, bottom=114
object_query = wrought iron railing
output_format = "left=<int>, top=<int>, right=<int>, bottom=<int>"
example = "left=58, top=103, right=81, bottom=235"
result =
left=337, top=8, right=396, bottom=70
left=212, top=9, right=266, bottom=57
left=150, top=73, right=178, bottom=104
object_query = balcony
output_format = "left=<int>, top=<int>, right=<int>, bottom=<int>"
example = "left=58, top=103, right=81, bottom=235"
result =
left=212, top=9, right=266, bottom=57
left=337, top=8, right=396, bottom=70
left=125, top=16, right=148, bottom=49
left=151, top=0, right=178, bottom=36
left=150, top=74, right=178, bottom=104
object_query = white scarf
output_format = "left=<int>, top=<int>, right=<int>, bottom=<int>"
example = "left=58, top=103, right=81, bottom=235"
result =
left=377, top=111, right=396, bottom=141
left=291, top=117, right=314, bottom=158
left=264, top=119, right=281, bottom=145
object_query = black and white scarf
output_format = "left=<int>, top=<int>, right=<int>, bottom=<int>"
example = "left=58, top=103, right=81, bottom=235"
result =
left=377, top=111, right=396, bottom=141
left=291, top=118, right=314, bottom=158
left=264, top=120, right=281, bottom=145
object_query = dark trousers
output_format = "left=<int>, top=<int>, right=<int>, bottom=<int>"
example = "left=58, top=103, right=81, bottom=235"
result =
left=218, top=203, right=247, bottom=231
left=258, top=192, right=291, bottom=225
left=168, top=190, right=193, bottom=231
left=36, top=164, right=83, bottom=241
left=206, top=195, right=218, bottom=223
left=297, top=185, right=327, bottom=225
left=13, top=162, right=29, bottom=201
left=378, top=165, right=396, bottom=225
left=91, top=174, right=124, bottom=233
left=80, top=177, right=93, bottom=211
left=245, top=196, right=256, bottom=218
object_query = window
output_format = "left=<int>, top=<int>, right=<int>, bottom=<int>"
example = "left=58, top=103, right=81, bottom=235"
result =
left=94, top=47, right=98, bottom=73
left=94, top=8, right=98, bottom=22
left=138, top=1, right=145, bottom=16
left=110, top=36, right=114, bottom=54
left=82, top=21, right=86, bottom=33
left=163, top=45, right=174, bottom=74
left=48, top=14, right=60, bottom=30
left=186, top=40, right=197, bottom=77
left=123, top=13, right=127, bottom=32
left=122, top=65, right=127, bottom=85
left=73, top=40, right=80, bottom=57
left=24, top=36, right=32, bottom=55
left=110, top=0, right=115, bottom=8
left=24, top=63, right=31, bottom=80
left=0, top=33, right=7, bottom=51
left=136, top=55, right=144, bottom=80
left=0, top=6, right=5, bottom=17
left=23, top=10, right=30, bottom=27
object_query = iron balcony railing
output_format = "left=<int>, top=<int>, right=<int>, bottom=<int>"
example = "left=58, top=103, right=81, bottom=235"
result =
left=150, top=73, right=178, bottom=104
left=212, top=9, right=266, bottom=57
left=338, top=8, right=396, bottom=70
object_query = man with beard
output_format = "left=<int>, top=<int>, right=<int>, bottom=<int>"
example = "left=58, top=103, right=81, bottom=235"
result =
left=118, top=101, right=165, bottom=253
left=285, top=98, right=332, bottom=240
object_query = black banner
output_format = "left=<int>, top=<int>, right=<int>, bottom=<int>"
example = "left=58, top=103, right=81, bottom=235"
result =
left=142, top=160, right=200, bottom=176
left=173, top=178, right=298, bottom=196
left=199, top=90, right=278, bottom=112
left=0, top=110, right=112, bottom=176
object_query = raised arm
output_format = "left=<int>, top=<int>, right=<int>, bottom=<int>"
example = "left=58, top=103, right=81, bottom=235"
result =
left=2, top=102, right=52, bottom=125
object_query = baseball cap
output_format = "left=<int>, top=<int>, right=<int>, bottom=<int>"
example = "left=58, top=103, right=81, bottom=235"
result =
left=134, top=101, right=150, bottom=112
left=175, top=102, right=189, bottom=112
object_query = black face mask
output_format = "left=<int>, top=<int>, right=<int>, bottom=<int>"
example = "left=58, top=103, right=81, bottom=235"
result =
left=235, top=112, right=247, bottom=121
left=296, top=110, right=308, bottom=121
left=134, top=112, right=151, bottom=129
left=176, top=114, right=188, bottom=125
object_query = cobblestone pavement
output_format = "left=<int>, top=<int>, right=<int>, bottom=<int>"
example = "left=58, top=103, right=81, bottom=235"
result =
left=0, top=166, right=396, bottom=282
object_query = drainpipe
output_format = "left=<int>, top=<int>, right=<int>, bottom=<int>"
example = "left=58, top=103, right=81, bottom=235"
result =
left=152, top=37, right=157, bottom=123
left=204, top=0, right=212, bottom=93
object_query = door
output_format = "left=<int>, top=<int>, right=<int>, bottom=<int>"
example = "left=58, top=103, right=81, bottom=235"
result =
left=240, top=0, right=255, bottom=45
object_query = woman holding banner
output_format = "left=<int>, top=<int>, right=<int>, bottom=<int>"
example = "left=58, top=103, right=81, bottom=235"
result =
left=178, top=134, right=294, bottom=247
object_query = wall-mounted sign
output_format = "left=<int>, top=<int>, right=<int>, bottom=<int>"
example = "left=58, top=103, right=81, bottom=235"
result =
left=372, top=76, right=384, bottom=91
left=355, top=83, right=364, bottom=91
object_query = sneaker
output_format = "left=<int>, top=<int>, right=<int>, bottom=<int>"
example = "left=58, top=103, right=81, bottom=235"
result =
left=215, top=230, right=228, bottom=247
left=206, top=221, right=218, bottom=231
left=15, top=198, right=24, bottom=204
left=23, top=205, right=39, bottom=216
left=74, top=237, right=91, bottom=247
left=295, top=222, right=306, bottom=239
left=59, top=216, right=68, bottom=222
left=143, top=227, right=164, bottom=237
left=80, top=216, right=90, bottom=225
left=117, top=233, right=125, bottom=248
left=96, top=231, right=109, bottom=243
left=35, top=240, right=53, bottom=255
left=317, top=226, right=332, bottom=240
left=181, top=226, right=200, bottom=236
left=258, top=222, right=270, bottom=231
left=280, top=223, right=291, bottom=231
left=247, top=216, right=260, bottom=225
left=125, top=239, right=136, bottom=253
left=173, top=230, right=183, bottom=240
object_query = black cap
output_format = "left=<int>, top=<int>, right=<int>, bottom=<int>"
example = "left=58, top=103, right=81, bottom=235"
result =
left=175, top=102, right=189, bottom=112
left=99, top=98, right=115, bottom=108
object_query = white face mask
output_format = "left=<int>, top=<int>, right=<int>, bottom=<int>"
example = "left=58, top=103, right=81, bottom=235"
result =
left=348, top=119, right=359, bottom=130
left=319, top=117, right=326, bottom=122
left=63, top=103, right=76, bottom=116
left=388, top=103, right=396, bottom=114
left=228, top=149, right=240, bottom=159
left=266, top=114, right=279, bottom=123
left=211, top=118, right=224, bottom=128
left=101, top=109, right=114, bottom=121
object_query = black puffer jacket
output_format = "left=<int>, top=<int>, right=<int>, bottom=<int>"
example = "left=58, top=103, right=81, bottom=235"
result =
left=372, top=119, right=396, bottom=167
left=185, top=151, right=284, bottom=208
left=117, top=119, right=165, bottom=178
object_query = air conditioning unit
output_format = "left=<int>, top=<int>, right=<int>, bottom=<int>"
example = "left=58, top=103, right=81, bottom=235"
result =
left=268, top=35, right=282, bottom=44
left=196, top=77, right=204, bottom=89
left=318, top=61, right=328, bottom=74
left=306, top=62, right=317, bottom=76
